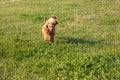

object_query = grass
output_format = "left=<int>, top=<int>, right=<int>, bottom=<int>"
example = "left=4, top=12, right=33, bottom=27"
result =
left=0, top=0, right=120, bottom=80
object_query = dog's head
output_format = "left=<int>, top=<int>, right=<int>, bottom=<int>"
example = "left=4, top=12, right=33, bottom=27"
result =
left=46, top=16, right=58, bottom=32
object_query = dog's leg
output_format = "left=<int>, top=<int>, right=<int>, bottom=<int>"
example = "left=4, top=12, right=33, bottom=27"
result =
left=44, top=35, right=53, bottom=42
left=50, top=35, right=54, bottom=42
left=50, top=39, right=54, bottom=42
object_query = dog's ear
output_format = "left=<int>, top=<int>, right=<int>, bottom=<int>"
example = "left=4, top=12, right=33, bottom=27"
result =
left=51, top=16, right=57, bottom=19
left=51, top=16, right=58, bottom=25
left=45, top=20, right=49, bottom=28
left=56, top=20, right=58, bottom=25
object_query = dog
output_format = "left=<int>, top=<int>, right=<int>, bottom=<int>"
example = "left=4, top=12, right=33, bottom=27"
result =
left=42, top=16, right=58, bottom=42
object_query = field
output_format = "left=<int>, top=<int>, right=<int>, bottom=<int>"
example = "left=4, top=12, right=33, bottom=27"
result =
left=0, top=0, right=120, bottom=80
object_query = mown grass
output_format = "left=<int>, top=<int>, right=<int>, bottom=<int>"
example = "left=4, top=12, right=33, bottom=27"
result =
left=0, top=0, right=120, bottom=80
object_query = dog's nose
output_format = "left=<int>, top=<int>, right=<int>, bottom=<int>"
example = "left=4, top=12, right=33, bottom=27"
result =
left=48, top=26, right=53, bottom=29
left=51, top=28, right=53, bottom=30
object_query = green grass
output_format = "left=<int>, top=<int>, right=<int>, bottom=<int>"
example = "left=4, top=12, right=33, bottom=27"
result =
left=0, top=0, right=120, bottom=80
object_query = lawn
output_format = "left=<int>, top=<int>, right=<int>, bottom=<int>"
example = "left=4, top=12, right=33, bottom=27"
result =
left=0, top=0, right=120, bottom=80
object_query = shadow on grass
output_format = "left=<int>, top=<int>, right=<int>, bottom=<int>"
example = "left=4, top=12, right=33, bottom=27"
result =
left=58, top=37, right=103, bottom=44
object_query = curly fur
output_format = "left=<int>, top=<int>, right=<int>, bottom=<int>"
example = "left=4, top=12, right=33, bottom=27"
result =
left=42, top=16, right=58, bottom=42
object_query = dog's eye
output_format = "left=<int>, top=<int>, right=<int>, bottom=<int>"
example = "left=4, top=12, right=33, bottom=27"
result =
left=51, top=23, right=54, bottom=25
left=53, top=23, right=56, bottom=25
